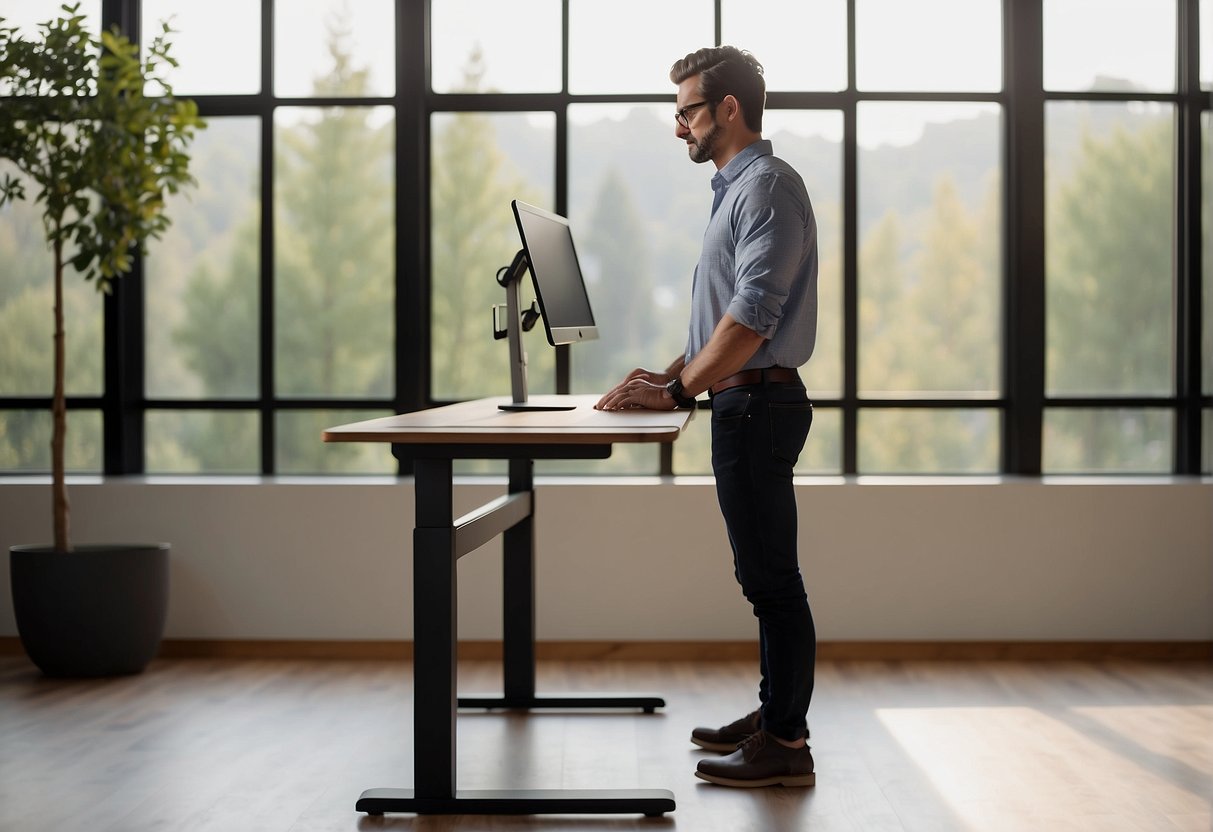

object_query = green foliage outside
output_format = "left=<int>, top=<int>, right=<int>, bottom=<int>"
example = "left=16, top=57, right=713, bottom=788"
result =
left=1047, top=114, right=1173, bottom=396
left=575, top=167, right=662, bottom=388
left=430, top=111, right=553, bottom=401
left=1044, top=106, right=1175, bottom=472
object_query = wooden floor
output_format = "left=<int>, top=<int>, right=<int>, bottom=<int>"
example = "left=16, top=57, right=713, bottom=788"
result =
left=1, top=656, right=1210, bottom=832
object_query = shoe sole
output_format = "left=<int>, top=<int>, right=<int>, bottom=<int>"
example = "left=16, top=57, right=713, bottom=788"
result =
left=689, top=736, right=746, bottom=753
left=695, top=770, right=816, bottom=788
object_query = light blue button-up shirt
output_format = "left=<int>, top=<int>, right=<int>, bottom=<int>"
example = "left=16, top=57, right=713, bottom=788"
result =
left=684, top=139, right=818, bottom=371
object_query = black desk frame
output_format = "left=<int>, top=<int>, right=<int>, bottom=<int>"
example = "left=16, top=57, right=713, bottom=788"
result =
left=356, top=444, right=675, bottom=817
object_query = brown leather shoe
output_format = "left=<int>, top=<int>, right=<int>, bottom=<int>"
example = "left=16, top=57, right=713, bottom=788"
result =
left=695, top=730, right=816, bottom=788
left=690, top=709, right=761, bottom=752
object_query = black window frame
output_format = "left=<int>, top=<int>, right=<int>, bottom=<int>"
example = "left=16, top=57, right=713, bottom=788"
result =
left=0, top=0, right=1206, bottom=477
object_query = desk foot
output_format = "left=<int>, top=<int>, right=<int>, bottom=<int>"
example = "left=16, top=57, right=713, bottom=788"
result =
left=356, top=787, right=675, bottom=816
left=458, top=692, right=665, bottom=712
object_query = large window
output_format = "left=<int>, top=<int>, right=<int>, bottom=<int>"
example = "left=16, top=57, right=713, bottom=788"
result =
left=0, top=0, right=1206, bottom=477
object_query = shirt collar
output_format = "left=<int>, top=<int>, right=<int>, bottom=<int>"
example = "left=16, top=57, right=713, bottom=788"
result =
left=710, top=139, right=773, bottom=194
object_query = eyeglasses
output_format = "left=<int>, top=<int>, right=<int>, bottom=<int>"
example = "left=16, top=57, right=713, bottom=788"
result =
left=674, top=100, right=713, bottom=128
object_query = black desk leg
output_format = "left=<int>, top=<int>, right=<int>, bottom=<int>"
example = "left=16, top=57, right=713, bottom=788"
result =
left=458, top=457, right=665, bottom=714
left=412, top=457, right=457, bottom=800
left=503, top=458, right=536, bottom=701
left=356, top=456, right=674, bottom=817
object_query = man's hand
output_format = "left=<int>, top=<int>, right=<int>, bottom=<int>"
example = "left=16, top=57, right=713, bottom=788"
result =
left=595, top=368, right=676, bottom=411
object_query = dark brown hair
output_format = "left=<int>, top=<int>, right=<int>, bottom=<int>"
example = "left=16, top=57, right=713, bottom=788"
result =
left=669, top=46, right=766, bottom=133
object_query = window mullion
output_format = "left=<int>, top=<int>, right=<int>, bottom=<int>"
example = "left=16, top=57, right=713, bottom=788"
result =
left=1175, top=0, right=1204, bottom=473
left=1002, top=0, right=1046, bottom=475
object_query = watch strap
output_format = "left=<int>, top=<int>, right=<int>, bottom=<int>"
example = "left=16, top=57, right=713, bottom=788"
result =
left=665, top=377, right=696, bottom=408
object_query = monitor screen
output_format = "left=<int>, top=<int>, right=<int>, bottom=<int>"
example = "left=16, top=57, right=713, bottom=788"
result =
left=511, top=200, right=599, bottom=346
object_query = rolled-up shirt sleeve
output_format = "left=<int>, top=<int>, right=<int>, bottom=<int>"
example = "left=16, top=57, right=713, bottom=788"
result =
left=726, top=173, right=809, bottom=340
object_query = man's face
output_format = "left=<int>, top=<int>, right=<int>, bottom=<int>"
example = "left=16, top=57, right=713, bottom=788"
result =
left=675, top=75, right=720, bottom=165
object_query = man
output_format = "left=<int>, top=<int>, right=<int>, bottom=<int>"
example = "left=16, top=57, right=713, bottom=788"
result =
left=595, top=45, right=818, bottom=789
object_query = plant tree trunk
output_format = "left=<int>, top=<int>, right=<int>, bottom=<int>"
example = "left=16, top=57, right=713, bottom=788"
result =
left=52, top=238, right=71, bottom=553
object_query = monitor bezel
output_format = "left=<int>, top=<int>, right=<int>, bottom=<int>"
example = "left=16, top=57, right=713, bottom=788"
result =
left=511, top=199, right=600, bottom=347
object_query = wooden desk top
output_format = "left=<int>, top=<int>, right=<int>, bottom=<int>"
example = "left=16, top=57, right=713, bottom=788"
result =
left=322, top=395, right=694, bottom=446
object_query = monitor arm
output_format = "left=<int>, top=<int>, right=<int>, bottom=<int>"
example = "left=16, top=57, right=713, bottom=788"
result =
left=492, top=249, right=574, bottom=412
left=496, top=249, right=532, bottom=406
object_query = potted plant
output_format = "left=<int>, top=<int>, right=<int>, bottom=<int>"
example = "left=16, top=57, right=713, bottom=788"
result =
left=1, top=4, right=203, bottom=675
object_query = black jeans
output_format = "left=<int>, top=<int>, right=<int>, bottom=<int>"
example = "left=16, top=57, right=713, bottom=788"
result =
left=710, top=381, right=816, bottom=742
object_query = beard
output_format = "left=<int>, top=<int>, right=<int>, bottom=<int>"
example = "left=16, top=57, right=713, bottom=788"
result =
left=687, top=121, right=721, bottom=164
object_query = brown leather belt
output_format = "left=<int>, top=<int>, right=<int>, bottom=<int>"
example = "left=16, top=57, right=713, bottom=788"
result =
left=709, top=367, right=800, bottom=396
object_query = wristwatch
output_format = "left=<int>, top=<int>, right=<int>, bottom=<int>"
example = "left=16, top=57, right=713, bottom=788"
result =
left=665, top=377, right=696, bottom=409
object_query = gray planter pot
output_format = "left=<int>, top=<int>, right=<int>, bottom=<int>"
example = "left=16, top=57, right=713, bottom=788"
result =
left=9, top=544, right=170, bottom=677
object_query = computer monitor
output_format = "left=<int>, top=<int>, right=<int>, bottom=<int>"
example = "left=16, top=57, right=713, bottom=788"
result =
left=511, top=200, right=599, bottom=346
left=493, top=201, right=599, bottom=411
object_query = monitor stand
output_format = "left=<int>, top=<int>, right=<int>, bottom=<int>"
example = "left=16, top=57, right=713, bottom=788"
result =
left=497, top=250, right=577, bottom=412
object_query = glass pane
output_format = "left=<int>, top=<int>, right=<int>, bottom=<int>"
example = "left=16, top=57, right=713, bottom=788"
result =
left=673, top=406, right=841, bottom=476
left=274, top=0, right=395, bottom=98
left=1044, top=0, right=1177, bottom=93
left=566, top=104, right=701, bottom=397
left=0, top=168, right=103, bottom=396
left=431, top=0, right=561, bottom=93
left=721, top=0, right=847, bottom=92
left=796, top=406, right=842, bottom=475
left=0, top=0, right=99, bottom=99
left=1204, top=113, right=1211, bottom=396
left=146, top=117, right=260, bottom=400
left=857, top=103, right=1002, bottom=397
left=0, top=1, right=100, bottom=41
left=859, top=409, right=1000, bottom=474
left=1204, top=0, right=1212, bottom=90
left=274, top=107, right=394, bottom=398
left=278, top=410, right=395, bottom=474
left=145, top=411, right=259, bottom=474
left=1046, top=102, right=1173, bottom=396
left=856, top=0, right=1001, bottom=92
left=453, top=459, right=506, bottom=476
left=431, top=112, right=555, bottom=401
left=1204, top=410, right=1212, bottom=473
left=766, top=111, right=844, bottom=398
left=568, top=0, right=713, bottom=94
left=142, top=0, right=260, bottom=95
left=0, top=410, right=102, bottom=473
left=671, top=407, right=711, bottom=475
left=535, top=444, right=658, bottom=476
left=0, top=4, right=102, bottom=397
left=1043, top=408, right=1172, bottom=473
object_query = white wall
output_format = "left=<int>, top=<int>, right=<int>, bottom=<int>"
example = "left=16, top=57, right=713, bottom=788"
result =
left=2, top=477, right=1211, bottom=642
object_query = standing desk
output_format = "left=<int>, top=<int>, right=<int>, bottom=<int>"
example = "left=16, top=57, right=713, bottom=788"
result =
left=323, top=395, right=693, bottom=817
